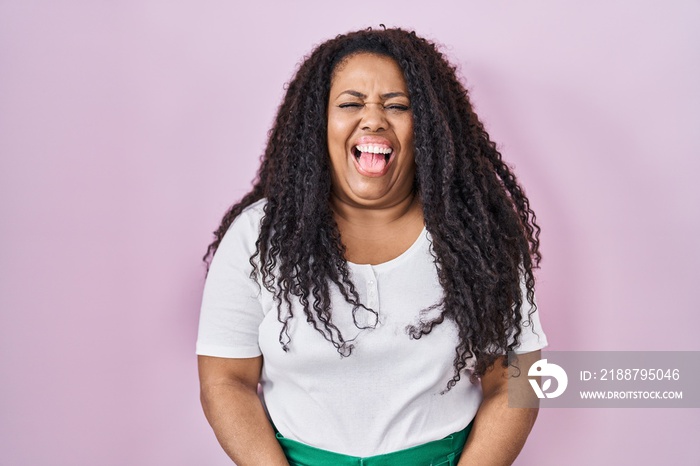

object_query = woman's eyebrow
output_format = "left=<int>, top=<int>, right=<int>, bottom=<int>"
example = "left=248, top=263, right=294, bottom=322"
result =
left=338, top=90, right=366, bottom=98
left=381, top=92, right=409, bottom=99
left=337, top=90, right=409, bottom=99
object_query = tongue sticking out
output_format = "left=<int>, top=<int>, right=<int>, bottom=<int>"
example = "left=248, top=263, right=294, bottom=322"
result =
left=357, top=152, right=388, bottom=174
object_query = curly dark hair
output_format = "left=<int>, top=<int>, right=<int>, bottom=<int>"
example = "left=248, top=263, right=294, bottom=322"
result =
left=203, top=27, right=541, bottom=390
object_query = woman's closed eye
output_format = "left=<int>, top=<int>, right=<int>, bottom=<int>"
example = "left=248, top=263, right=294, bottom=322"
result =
left=384, top=104, right=410, bottom=112
left=337, top=102, right=410, bottom=111
left=338, top=102, right=364, bottom=109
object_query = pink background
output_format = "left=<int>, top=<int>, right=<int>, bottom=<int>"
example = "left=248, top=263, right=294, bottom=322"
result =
left=1, top=1, right=698, bottom=465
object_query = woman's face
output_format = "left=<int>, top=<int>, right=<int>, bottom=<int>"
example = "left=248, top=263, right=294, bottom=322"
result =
left=327, top=53, right=415, bottom=208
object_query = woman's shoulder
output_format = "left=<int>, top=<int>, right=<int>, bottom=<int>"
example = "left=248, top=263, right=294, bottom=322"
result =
left=220, top=198, right=267, bottom=242
left=212, top=198, right=268, bottom=264
left=240, top=197, right=267, bottom=220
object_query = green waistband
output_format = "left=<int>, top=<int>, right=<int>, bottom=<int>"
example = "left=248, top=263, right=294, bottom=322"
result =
left=276, top=421, right=472, bottom=466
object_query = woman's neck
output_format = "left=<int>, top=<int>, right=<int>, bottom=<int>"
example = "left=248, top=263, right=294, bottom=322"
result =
left=330, top=191, right=425, bottom=264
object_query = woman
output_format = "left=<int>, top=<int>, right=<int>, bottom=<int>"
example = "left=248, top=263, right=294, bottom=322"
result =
left=197, top=28, right=547, bottom=465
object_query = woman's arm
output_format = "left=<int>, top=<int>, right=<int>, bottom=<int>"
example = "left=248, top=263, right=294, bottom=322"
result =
left=198, top=355, right=289, bottom=466
left=458, top=350, right=541, bottom=466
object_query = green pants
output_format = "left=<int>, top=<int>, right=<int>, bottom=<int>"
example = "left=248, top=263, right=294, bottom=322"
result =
left=276, top=422, right=473, bottom=466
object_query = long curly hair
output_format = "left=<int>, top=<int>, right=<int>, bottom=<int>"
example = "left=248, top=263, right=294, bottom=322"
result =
left=203, top=27, right=541, bottom=389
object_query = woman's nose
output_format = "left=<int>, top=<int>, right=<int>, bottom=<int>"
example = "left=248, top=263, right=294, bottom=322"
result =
left=360, top=103, right=388, bottom=132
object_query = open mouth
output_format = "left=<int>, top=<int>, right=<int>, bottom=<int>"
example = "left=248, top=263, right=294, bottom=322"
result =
left=352, top=144, right=393, bottom=176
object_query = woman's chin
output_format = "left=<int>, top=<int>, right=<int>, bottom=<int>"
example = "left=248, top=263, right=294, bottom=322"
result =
left=345, top=183, right=400, bottom=205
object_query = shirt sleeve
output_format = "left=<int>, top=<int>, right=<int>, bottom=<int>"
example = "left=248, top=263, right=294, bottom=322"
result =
left=196, top=204, right=265, bottom=358
left=512, top=273, right=548, bottom=354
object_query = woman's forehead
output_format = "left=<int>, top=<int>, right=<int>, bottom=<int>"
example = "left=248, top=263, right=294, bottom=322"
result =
left=329, top=53, right=408, bottom=94
left=332, top=52, right=401, bottom=76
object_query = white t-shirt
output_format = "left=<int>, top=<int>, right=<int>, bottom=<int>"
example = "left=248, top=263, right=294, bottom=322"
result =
left=196, top=199, right=548, bottom=457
